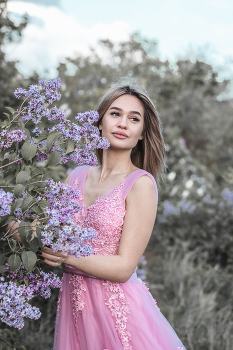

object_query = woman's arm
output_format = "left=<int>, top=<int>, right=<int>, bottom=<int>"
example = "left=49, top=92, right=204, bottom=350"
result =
left=42, top=175, right=157, bottom=283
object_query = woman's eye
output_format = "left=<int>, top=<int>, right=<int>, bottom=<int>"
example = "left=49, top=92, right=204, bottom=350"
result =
left=131, top=117, right=140, bottom=122
left=111, top=112, right=119, bottom=116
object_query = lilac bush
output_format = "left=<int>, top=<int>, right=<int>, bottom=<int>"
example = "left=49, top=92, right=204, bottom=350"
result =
left=0, top=78, right=109, bottom=328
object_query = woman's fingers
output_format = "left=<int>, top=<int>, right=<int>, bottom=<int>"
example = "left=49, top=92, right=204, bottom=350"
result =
left=36, top=247, right=68, bottom=266
left=42, top=247, right=68, bottom=258
left=41, top=250, right=64, bottom=262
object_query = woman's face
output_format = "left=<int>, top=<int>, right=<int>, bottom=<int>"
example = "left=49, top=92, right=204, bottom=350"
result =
left=100, top=94, right=144, bottom=151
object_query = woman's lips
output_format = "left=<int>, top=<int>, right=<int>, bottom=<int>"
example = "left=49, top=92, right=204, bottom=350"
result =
left=112, top=133, right=128, bottom=139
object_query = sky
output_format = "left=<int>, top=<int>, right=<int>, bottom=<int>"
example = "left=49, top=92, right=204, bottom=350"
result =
left=5, top=0, right=233, bottom=87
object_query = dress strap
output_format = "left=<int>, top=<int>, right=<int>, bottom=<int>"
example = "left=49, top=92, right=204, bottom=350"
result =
left=124, top=169, right=158, bottom=204
left=69, top=165, right=89, bottom=186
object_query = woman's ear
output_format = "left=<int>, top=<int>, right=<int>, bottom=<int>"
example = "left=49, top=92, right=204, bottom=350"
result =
left=99, top=124, right=102, bottom=130
left=139, top=135, right=143, bottom=140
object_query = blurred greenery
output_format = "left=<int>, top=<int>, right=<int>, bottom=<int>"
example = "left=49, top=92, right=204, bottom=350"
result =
left=1, top=0, right=233, bottom=349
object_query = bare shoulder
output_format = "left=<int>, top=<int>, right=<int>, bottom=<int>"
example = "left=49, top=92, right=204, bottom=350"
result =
left=126, top=174, right=157, bottom=208
left=132, top=174, right=155, bottom=192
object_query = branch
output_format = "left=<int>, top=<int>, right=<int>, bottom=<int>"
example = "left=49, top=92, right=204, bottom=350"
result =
left=0, top=158, right=23, bottom=169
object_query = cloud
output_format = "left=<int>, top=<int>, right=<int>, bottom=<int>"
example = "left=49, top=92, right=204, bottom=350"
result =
left=5, top=2, right=130, bottom=77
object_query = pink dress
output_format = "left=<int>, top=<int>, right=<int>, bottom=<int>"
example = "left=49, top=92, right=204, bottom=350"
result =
left=53, top=165, right=186, bottom=350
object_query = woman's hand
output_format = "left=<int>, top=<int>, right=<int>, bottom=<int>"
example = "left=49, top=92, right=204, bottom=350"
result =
left=38, top=247, right=68, bottom=267
left=6, top=220, right=21, bottom=243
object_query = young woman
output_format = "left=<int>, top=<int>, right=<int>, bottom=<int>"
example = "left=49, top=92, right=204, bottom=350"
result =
left=41, top=78, right=186, bottom=350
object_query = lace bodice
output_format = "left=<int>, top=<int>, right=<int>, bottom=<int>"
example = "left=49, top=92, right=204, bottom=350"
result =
left=69, top=165, right=158, bottom=256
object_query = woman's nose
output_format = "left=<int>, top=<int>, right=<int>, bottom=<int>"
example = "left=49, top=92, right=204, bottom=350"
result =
left=117, top=115, right=128, bottom=128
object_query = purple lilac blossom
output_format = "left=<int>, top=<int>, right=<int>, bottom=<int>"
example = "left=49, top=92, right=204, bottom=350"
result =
left=14, top=78, right=62, bottom=124
left=13, top=78, right=109, bottom=165
left=0, top=277, right=41, bottom=329
left=48, top=111, right=109, bottom=165
left=0, top=188, right=13, bottom=216
left=0, top=129, right=27, bottom=149
left=40, top=180, right=97, bottom=258
left=0, top=264, right=61, bottom=329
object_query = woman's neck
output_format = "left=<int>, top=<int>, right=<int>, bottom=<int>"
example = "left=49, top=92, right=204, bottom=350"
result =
left=100, top=149, right=137, bottom=178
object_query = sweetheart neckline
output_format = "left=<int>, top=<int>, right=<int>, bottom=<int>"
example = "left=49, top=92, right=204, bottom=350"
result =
left=82, top=166, right=141, bottom=208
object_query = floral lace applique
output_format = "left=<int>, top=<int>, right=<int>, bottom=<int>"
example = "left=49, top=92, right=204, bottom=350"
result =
left=75, top=180, right=127, bottom=256
left=70, top=275, right=86, bottom=335
left=103, top=280, right=132, bottom=350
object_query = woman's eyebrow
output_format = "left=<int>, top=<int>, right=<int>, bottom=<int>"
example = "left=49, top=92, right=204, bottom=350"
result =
left=109, top=106, right=141, bottom=117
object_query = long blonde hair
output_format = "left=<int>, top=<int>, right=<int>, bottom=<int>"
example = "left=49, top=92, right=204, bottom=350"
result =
left=95, top=77, right=167, bottom=187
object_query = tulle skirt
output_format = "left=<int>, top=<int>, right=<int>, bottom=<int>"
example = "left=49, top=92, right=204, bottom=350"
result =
left=53, top=267, right=186, bottom=350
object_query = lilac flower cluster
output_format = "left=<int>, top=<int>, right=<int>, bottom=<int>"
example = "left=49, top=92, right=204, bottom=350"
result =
left=14, top=78, right=62, bottom=124
left=40, top=179, right=97, bottom=257
left=12, top=78, right=110, bottom=166
left=0, top=129, right=27, bottom=149
left=48, top=110, right=110, bottom=165
left=0, top=276, right=41, bottom=329
left=0, top=264, right=61, bottom=329
left=0, top=188, right=13, bottom=216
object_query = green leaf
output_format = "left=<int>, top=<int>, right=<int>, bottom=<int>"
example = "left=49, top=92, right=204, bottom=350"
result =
left=24, top=166, right=31, bottom=175
left=37, top=117, right=46, bottom=130
left=2, top=158, right=9, bottom=167
left=16, top=171, right=31, bottom=184
left=36, top=227, right=42, bottom=247
left=46, top=131, right=62, bottom=149
left=11, top=198, right=24, bottom=214
left=14, top=184, right=25, bottom=197
left=29, top=236, right=39, bottom=252
left=0, top=149, right=6, bottom=161
left=66, top=139, right=75, bottom=154
left=0, top=120, right=9, bottom=128
left=31, top=204, right=43, bottom=214
left=3, top=112, right=10, bottom=120
left=3, top=163, right=16, bottom=177
left=31, top=167, right=44, bottom=177
left=35, top=130, right=49, bottom=143
left=21, top=142, right=37, bottom=161
left=32, top=155, right=37, bottom=165
left=0, top=215, right=16, bottom=227
left=4, top=171, right=16, bottom=185
left=8, top=254, right=21, bottom=271
left=19, top=221, right=32, bottom=247
left=21, top=196, right=35, bottom=212
left=38, top=199, right=49, bottom=210
left=0, top=254, right=6, bottom=265
left=4, top=106, right=15, bottom=116
left=46, top=151, right=61, bottom=167
left=21, top=251, right=37, bottom=272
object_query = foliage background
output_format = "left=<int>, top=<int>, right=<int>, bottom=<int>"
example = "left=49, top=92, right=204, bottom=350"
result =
left=0, top=0, right=233, bottom=349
